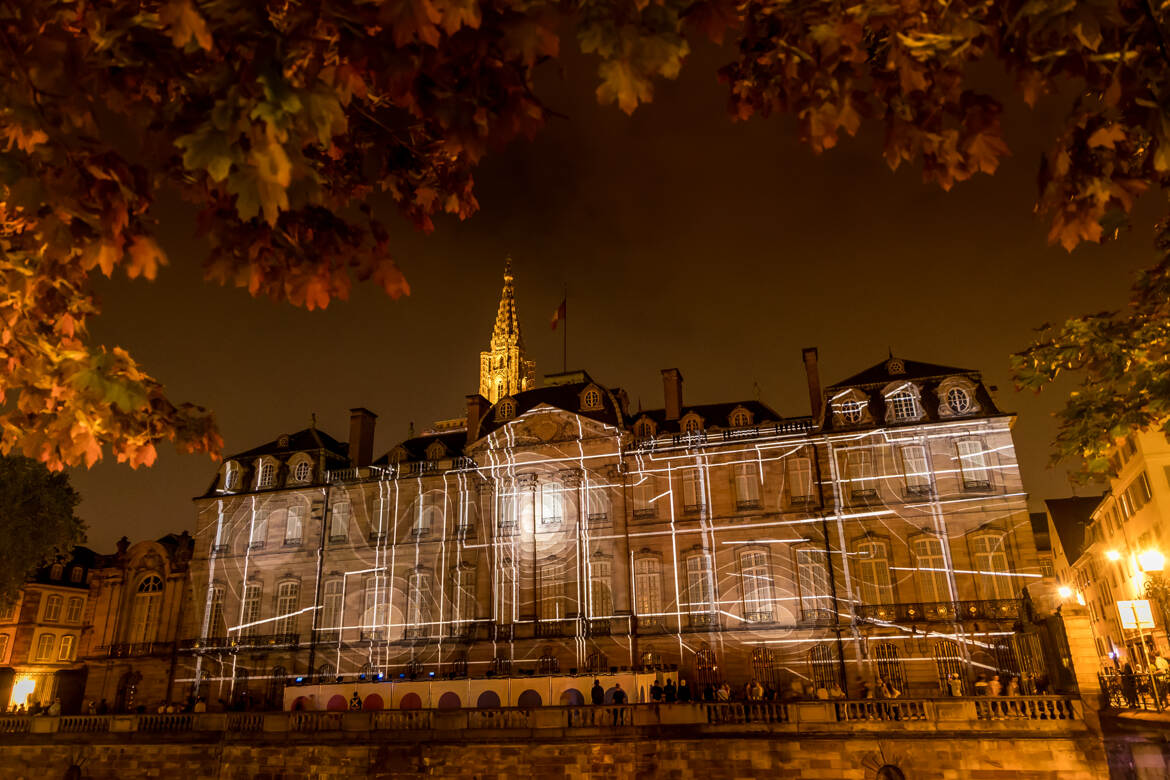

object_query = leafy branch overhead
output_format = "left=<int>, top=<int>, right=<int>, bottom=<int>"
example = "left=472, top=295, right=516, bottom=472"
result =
left=1, top=0, right=1167, bottom=469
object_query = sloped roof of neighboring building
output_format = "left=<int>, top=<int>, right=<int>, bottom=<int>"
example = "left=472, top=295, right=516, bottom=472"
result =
left=1029, top=512, right=1051, bottom=552
left=228, top=427, right=348, bottom=461
left=828, top=357, right=976, bottom=389
left=473, top=373, right=626, bottom=440
left=1045, top=495, right=1105, bottom=563
left=373, top=430, right=469, bottom=465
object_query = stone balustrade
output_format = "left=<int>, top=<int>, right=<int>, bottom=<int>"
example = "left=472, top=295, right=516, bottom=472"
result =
left=0, top=697, right=1085, bottom=742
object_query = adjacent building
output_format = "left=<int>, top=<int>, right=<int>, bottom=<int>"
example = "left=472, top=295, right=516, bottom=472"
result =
left=175, top=264, right=1049, bottom=709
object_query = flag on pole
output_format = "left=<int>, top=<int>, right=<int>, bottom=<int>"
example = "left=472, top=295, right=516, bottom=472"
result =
left=550, top=298, right=566, bottom=330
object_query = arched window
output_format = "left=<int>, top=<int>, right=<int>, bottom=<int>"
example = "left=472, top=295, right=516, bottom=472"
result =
left=224, top=462, right=240, bottom=490
left=752, top=647, right=779, bottom=687
left=837, top=399, right=865, bottom=423
left=294, top=461, right=311, bottom=483
left=729, top=408, right=751, bottom=428
left=582, top=389, right=602, bottom=410
left=739, top=550, right=773, bottom=622
left=872, top=642, right=906, bottom=692
left=129, top=575, right=163, bottom=644
left=35, top=633, right=55, bottom=661
left=855, top=539, right=894, bottom=605
left=682, top=416, right=702, bottom=434
left=257, top=461, right=275, bottom=489
left=43, top=595, right=63, bottom=622
left=316, top=663, right=335, bottom=683
left=808, top=644, right=838, bottom=690
left=876, top=767, right=906, bottom=780
left=933, top=639, right=965, bottom=689
left=695, top=645, right=719, bottom=685
left=946, top=387, right=971, bottom=414
left=634, top=419, right=655, bottom=439
left=538, top=648, right=559, bottom=674
left=586, top=649, right=609, bottom=673
left=274, top=581, right=300, bottom=636
left=65, top=597, right=83, bottom=624
left=886, top=386, right=920, bottom=421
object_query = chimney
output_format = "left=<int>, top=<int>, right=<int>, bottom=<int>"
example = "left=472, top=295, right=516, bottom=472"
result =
left=661, top=368, right=683, bottom=421
left=802, top=348, right=822, bottom=420
left=348, top=407, right=377, bottom=468
left=466, top=394, right=490, bottom=442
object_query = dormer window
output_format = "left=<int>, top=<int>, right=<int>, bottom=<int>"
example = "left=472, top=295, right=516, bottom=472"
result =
left=50, top=564, right=63, bottom=580
left=426, top=440, right=447, bottom=460
left=681, top=414, right=703, bottom=434
left=882, top=382, right=923, bottom=423
left=224, top=462, right=241, bottom=491
left=293, top=461, right=311, bottom=483
left=729, top=408, right=752, bottom=428
left=388, top=447, right=406, bottom=465
left=278, top=435, right=290, bottom=448
left=946, top=387, right=971, bottom=414
left=582, top=388, right=603, bottom=411
left=497, top=398, right=516, bottom=421
left=634, top=419, right=656, bottom=439
left=837, top=400, right=865, bottom=424
left=257, top=462, right=275, bottom=489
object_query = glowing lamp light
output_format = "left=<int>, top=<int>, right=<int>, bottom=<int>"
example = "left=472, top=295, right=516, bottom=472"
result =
left=1139, top=550, right=1166, bottom=573
left=1058, top=586, right=1073, bottom=599
left=1106, top=550, right=1122, bottom=562
left=1076, top=592, right=1086, bottom=605
left=11, top=677, right=35, bottom=707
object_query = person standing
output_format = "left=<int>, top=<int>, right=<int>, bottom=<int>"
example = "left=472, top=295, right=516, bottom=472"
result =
left=663, top=679, right=677, bottom=703
left=974, top=675, right=989, bottom=696
left=988, top=675, right=1003, bottom=696
left=590, top=679, right=605, bottom=705
left=611, top=683, right=627, bottom=725
left=348, top=691, right=362, bottom=711
left=650, top=679, right=663, bottom=702
left=677, top=679, right=691, bottom=703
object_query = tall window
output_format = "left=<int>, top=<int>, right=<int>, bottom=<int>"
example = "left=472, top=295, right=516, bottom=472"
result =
left=855, top=540, right=894, bottom=605
left=329, top=501, right=350, bottom=541
left=739, top=550, right=774, bottom=622
left=414, top=492, right=440, bottom=537
left=451, top=565, right=476, bottom=630
left=539, top=561, right=565, bottom=621
left=35, top=633, right=54, bottom=661
left=285, top=505, right=304, bottom=544
left=274, top=582, right=299, bottom=636
left=250, top=512, right=268, bottom=550
left=872, top=642, right=906, bottom=691
left=129, top=575, right=163, bottom=644
left=887, top=389, right=919, bottom=421
left=241, top=584, right=262, bottom=638
left=971, top=534, right=1013, bottom=600
left=734, top=463, right=761, bottom=510
left=933, top=639, right=965, bottom=689
left=320, top=580, right=343, bottom=632
left=957, top=439, right=991, bottom=489
left=752, top=647, right=779, bottom=686
left=844, top=449, right=876, bottom=499
left=65, top=597, right=83, bottom=624
left=207, top=586, right=225, bottom=636
left=497, top=558, right=515, bottom=624
left=362, top=578, right=389, bottom=639
left=589, top=557, right=613, bottom=618
left=586, top=488, right=609, bottom=524
left=787, top=457, right=814, bottom=504
left=634, top=557, right=663, bottom=618
left=44, top=595, right=62, bottom=622
left=224, top=462, right=240, bottom=490
left=406, top=570, right=432, bottom=637
left=0, top=634, right=8, bottom=662
left=58, top=634, right=75, bottom=661
left=0, top=601, right=17, bottom=621
left=540, top=482, right=564, bottom=525
left=913, top=537, right=951, bottom=605
left=685, top=552, right=715, bottom=624
left=257, top=462, right=275, bottom=488
left=632, top=477, right=657, bottom=519
left=808, top=644, right=839, bottom=689
left=681, top=470, right=704, bottom=513
left=796, top=548, right=832, bottom=621
left=900, top=445, right=931, bottom=495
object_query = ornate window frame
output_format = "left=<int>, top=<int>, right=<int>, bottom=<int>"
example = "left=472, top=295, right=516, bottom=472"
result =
left=882, top=381, right=924, bottom=424
left=496, top=397, right=517, bottom=421
left=579, top=384, right=605, bottom=412
left=633, top=416, right=657, bottom=439
left=287, top=453, right=313, bottom=485
left=936, top=376, right=981, bottom=418
left=679, top=412, right=704, bottom=435
left=830, top=388, right=872, bottom=427
left=728, top=406, right=753, bottom=428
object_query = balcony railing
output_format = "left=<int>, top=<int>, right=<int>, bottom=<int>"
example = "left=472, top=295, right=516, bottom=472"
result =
left=586, top=618, right=612, bottom=637
left=489, top=624, right=514, bottom=642
left=855, top=599, right=1022, bottom=624
left=735, top=499, right=762, bottom=511
left=94, top=642, right=175, bottom=658
left=229, top=632, right=300, bottom=649
left=534, top=619, right=574, bottom=638
left=631, top=508, right=656, bottom=520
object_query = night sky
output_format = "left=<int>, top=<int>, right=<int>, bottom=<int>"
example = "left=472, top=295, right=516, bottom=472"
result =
left=70, top=43, right=1155, bottom=550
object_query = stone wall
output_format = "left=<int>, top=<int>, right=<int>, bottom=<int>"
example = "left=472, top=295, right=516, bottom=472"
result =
left=0, top=731, right=1112, bottom=780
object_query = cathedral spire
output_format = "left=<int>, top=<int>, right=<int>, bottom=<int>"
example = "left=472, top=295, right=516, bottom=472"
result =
left=480, top=258, right=536, bottom=404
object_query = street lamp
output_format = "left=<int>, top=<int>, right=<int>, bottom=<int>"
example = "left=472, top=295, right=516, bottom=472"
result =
left=1139, top=550, right=1166, bottom=573
left=1107, top=550, right=1122, bottom=562
left=1058, top=586, right=1073, bottom=599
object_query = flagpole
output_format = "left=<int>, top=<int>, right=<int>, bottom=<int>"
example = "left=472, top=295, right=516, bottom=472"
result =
left=562, top=283, right=567, bottom=373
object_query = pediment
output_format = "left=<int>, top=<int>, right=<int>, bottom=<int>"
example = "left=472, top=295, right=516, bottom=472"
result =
left=469, top=404, right=614, bottom=453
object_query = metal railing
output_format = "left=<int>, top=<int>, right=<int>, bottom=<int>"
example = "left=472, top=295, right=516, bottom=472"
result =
left=535, top=619, right=574, bottom=638
left=855, top=599, right=1022, bottom=624
left=95, top=642, right=175, bottom=658
left=1101, top=670, right=1170, bottom=713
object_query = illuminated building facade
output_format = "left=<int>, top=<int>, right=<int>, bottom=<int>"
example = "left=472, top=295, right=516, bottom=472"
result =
left=0, top=550, right=96, bottom=709
left=178, top=268, right=1045, bottom=707
left=1050, top=430, right=1170, bottom=667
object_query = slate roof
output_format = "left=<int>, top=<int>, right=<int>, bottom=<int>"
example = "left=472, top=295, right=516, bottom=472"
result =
left=373, top=430, right=469, bottom=465
left=229, top=427, right=348, bottom=461
left=473, top=373, right=626, bottom=440
left=1045, top=495, right=1105, bottom=564
left=828, top=358, right=977, bottom=389
left=630, top=400, right=784, bottom=434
